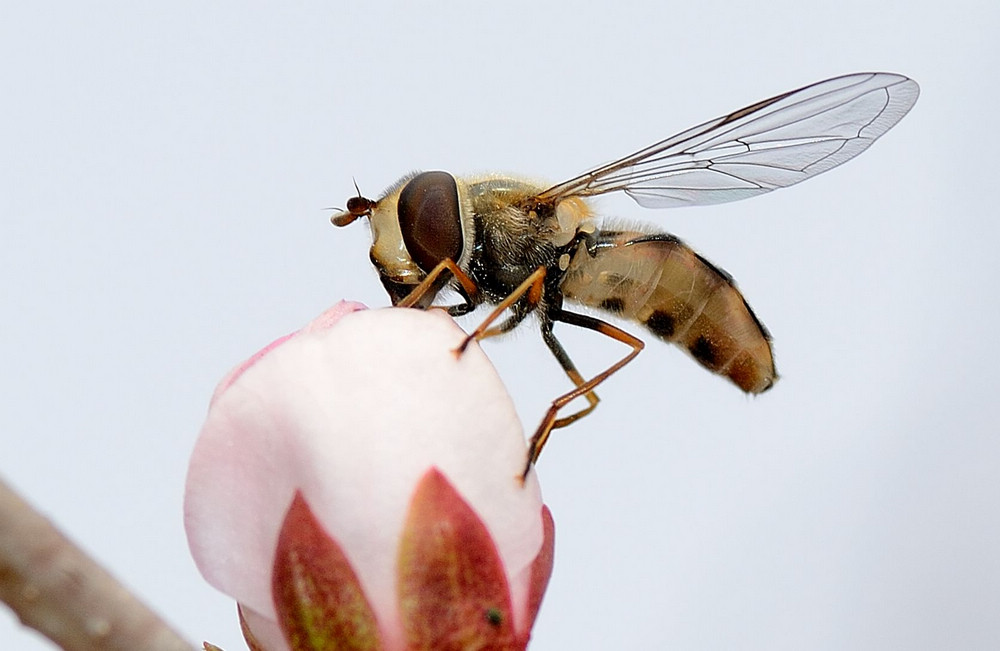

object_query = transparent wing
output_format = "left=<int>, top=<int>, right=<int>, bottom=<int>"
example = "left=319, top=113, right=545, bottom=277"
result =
left=537, top=72, right=919, bottom=208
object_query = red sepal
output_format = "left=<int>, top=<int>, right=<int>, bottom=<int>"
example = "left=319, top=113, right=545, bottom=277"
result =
left=397, top=468, right=520, bottom=650
left=272, top=491, right=383, bottom=650
left=520, top=505, right=555, bottom=644
left=237, top=604, right=267, bottom=651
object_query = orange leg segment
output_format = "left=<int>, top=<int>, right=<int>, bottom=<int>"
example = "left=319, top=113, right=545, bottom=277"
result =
left=456, top=266, right=547, bottom=354
left=424, top=263, right=645, bottom=479
left=397, top=258, right=479, bottom=310
left=523, top=312, right=645, bottom=479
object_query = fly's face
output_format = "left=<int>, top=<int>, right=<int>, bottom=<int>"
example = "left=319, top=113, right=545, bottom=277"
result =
left=332, top=171, right=478, bottom=305
left=331, top=72, right=919, bottom=473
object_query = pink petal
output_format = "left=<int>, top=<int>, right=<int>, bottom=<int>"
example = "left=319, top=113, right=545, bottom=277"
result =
left=210, top=300, right=367, bottom=403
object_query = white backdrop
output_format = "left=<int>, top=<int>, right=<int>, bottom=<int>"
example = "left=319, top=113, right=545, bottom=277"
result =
left=2, top=2, right=997, bottom=649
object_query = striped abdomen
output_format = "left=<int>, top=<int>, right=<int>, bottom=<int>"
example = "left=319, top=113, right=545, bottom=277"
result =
left=560, top=229, right=776, bottom=393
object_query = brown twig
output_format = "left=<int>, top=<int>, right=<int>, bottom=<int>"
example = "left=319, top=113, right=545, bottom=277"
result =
left=0, top=476, right=195, bottom=651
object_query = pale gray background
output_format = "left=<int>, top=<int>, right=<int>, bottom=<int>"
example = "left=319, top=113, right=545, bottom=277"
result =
left=2, top=1, right=997, bottom=649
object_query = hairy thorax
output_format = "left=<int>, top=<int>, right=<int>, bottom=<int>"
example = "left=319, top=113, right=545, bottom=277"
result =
left=463, top=175, right=595, bottom=303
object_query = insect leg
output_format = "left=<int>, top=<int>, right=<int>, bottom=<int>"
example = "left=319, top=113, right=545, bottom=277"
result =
left=396, top=258, right=479, bottom=313
left=523, top=310, right=644, bottom=478
left=455, top=266, right=547, bottom=353
left=539, top=320, right=600, bottom=428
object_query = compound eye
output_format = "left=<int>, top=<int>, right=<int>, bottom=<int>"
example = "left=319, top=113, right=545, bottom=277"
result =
left=397, top=171, right=463, bottom=271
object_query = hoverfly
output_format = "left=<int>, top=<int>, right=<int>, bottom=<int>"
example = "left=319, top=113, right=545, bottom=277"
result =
left=332, top=72, right=919, bottom=474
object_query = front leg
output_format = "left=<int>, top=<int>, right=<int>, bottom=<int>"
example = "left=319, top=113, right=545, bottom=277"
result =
left=455, top=266, right=547, bottom=354
left=395, top=258, right=479, bottom=311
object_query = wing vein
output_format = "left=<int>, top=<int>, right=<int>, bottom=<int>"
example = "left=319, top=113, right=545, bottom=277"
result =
left=535, top=73, right=918, bottom=209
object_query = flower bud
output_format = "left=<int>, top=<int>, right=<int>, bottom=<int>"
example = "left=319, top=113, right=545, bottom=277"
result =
left=185, top=303, right=554, bottom=650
